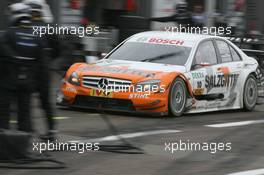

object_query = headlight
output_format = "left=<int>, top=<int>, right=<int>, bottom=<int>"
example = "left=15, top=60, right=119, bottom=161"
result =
left=135, top=80, right=161, bottom=93
left=68, top=72, right=80, bottom=86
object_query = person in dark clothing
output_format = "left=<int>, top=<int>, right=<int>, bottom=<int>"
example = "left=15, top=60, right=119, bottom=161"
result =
left=0, top=37, right=11, bottom=130
left=191, top=5, right=205, bottom=28
left=24, top=0, right=60, bottom=140
left=150, top=1, right=193, bottom=29
left=1, top=3, right=44, bottom=132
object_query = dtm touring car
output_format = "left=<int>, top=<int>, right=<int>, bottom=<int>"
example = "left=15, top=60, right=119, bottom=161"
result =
left=57, top=31, right=263, bottom=116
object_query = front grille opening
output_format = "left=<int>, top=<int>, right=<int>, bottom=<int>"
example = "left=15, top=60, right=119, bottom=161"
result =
left=82, top=76, right=132, bottom=90
left=74, top=95, right=135, bottom=112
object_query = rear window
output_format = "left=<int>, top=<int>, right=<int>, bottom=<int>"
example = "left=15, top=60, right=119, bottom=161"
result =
left=216, top=40, right=233, bottom=63
left=230, top=46, right=241, bottom=61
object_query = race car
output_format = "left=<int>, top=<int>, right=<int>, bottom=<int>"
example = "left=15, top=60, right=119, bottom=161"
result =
left=57, top=31, right=263, bottom=116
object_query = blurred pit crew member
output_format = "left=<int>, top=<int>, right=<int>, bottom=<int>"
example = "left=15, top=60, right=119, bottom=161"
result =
left=1, top=3, right=44, bottom=132
left=191, top=5, right=205, bottom=28
left=24, top=0, right=61, bottom=141
left=0, top=35, right=11, bottom=130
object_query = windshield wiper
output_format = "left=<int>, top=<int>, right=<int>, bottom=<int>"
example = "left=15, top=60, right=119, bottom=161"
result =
left=142, top=51, right=182, bottom=62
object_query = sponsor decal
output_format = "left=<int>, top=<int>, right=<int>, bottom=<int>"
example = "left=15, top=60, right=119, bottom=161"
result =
left=148, top=38, right=184, bottom=46
left=205, top=74, right=239, bottom=89
left=129, top=94, right=149, bottom=99
left=90, top=89, right=113, bottom=98
left=77, top=66, right=156, bottom=78
left=193, top=88, right=204, bottom=95
left=191, top=72, right=205, bottom=79
left=66, top=87, right=77, bottom=93
left=217, top=67, right=230, bottom=75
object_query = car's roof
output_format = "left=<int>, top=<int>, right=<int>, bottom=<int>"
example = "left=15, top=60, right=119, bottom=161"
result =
left=132, top=31, right=221, bottom=43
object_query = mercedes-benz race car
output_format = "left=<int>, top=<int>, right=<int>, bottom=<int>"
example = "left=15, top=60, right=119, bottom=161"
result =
left=57, top=31, right=263, bottom=116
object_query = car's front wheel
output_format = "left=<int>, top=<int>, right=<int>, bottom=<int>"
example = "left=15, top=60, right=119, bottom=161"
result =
left=169, top=78, right=187, bottom=117
left=243, top=75, right=258, bottom=111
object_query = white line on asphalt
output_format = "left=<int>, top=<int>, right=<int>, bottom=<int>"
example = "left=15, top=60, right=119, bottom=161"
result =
left=70, top=130, right=182, bottom=143
left=9, top=116, right=69, bottom=124
left=10, top=120, right=17, bottom=124
left=205, top=119, right=264, bottom=128
left=53, top=116, right=70, bottom=120
left=227, top=168, right=264, bottom=175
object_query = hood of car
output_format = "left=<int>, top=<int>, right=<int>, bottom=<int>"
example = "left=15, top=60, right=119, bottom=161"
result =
left=75, top=59, right=186, bottom=82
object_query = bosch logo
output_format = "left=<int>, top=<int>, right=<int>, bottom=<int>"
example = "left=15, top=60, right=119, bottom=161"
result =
left=148, top=38, right=184, bottom=45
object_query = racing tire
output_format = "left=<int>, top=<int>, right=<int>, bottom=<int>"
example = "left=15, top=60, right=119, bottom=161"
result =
left=243, top=75, right=258, bottom=111
left=169, top=78, right=187, bottom=117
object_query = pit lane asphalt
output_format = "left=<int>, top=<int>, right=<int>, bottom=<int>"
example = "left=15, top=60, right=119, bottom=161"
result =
left=1, top=73, right=264, bottom=175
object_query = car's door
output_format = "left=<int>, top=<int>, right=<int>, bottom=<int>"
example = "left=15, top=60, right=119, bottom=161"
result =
left=214, top=39, right=243, bottom=106
left=190, top=40, right=224, bottom=102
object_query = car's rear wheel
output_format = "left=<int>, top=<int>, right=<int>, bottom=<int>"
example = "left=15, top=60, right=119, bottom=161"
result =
left=243, top=75, right=258, bottom=111
left=169, top=78, right=187, bottom=117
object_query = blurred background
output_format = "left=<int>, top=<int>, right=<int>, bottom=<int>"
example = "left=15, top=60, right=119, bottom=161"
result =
left=1, top=1, right=264, bottom=174
left=0, top=0, right=263, bottom=32
left=1, top=0, right=264, bottom=60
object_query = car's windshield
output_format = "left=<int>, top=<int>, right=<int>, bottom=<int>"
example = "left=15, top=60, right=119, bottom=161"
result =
left=106, top=42, right=192, bottom=66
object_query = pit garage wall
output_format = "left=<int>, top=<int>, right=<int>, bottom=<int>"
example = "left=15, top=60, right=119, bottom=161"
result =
left=1, top=0, right=263, bottom=34
left=151, top=0, right=183, bottom=30
left=45, top=0, right=84, bottom=27
left=0, top=0, right=153, bottom=28
left=219, top=0, right=264, bottom=35
left=245, top=0, right=264, bottom=34
left=55, top=0, right=153, bottom=27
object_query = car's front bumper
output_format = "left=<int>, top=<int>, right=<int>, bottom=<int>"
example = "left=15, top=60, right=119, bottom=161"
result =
left=57, top=82, right=169, bottom=115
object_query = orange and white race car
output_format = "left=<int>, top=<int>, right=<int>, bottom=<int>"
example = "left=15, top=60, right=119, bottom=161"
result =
left=57, top=31, right=263, bottom=116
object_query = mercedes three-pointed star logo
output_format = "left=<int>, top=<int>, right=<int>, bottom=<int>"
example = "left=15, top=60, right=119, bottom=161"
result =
left=98, top=78, right=109, bottom=92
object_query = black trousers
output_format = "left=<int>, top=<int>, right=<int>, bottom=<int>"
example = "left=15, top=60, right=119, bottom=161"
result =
left=16, top=89, right=32, bottom=132
left=0, top=88, right=32, bottom=132
left=0, top=89, right=11, bottom=130
left=38, top=71, right=55, bottom=131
